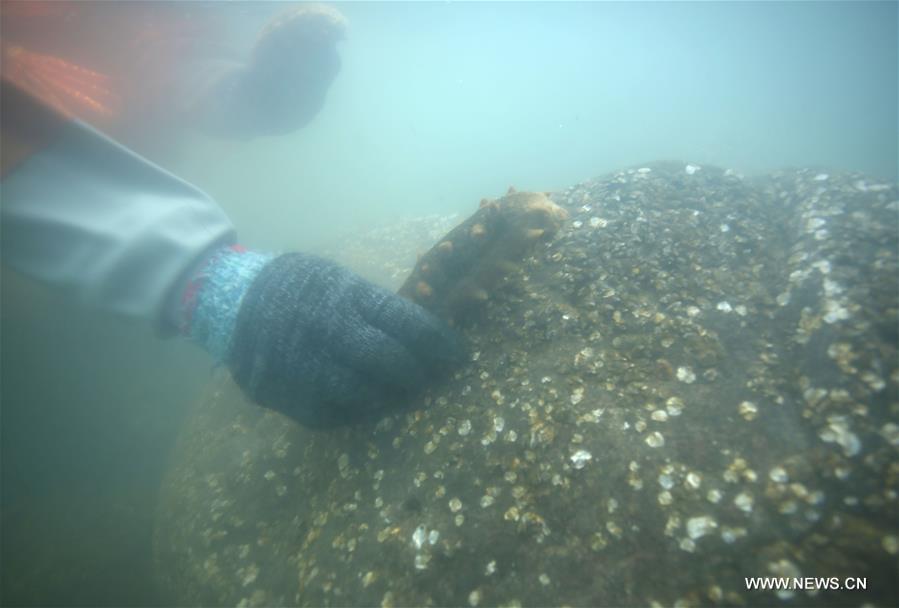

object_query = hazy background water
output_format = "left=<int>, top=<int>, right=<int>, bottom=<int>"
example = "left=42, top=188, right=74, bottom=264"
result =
left=1, top=1, right=895, bottom=605
left=176, top=0, right=897, bottom=253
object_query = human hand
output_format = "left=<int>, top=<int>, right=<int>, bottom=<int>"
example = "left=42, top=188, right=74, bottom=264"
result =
left=183, top=249, right=462, bottom=427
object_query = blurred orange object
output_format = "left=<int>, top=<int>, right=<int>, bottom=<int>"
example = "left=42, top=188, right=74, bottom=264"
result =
left=1, top=0, right=76, bottom=19
left=2, top=43, right=120, bottom=123
left=0, top=0, right=210, bottom=158
left=1, top=0, right=123, bottom=139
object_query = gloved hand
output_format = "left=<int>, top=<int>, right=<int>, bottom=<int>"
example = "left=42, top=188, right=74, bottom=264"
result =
left=180, top=246, right=462, bottom=428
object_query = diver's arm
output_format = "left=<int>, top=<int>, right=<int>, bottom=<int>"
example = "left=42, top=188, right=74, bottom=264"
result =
left=1, top=88, right=460, bottom=428
left=1, top=118, right=236, bottom=329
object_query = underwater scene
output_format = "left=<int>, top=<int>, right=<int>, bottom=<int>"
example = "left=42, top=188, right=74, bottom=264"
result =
left=1, top=1, right=897, bottom=607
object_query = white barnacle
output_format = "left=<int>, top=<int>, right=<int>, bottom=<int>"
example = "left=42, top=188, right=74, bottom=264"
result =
left=676, top=367, right=696, bottom=384
left=861, top=372, right=886, bottom=392
left=819, top=415, right=861, bottom=457
left=738, top=401, right=758, bottom=421
left=823, top=278, right=843, bottom=297
left=768, top=559, right=801, bottom=599
left=881, top=423, right=899, bottom=446
left=412, top=525, right=426, bottom=549
left=721, top=526, right=747, bottom=544
left=414, top=553, right=430, bottom=570
left=734, top=492, right=754, bottom=513
left=686, top=516, right=718, bottom=540
left=570, top=387, right=585, bottom=405
left=812, top=259, right=832, bottom=274
left=570, top=449, right=592, bottom=469
left=645, top=432, right=665, bottom=448
left=806, top=217, right=827, bottom=232
left=240, top=563, right=259, bottom=587
left=606, top=521, right=622, bottom=537
left=666, top=397, right=685, bottom=416
left=481, top=431, right=497, bottom=446
left=468, top=590, right=482, bottom=607
left=685, top=472, right=702, bottom=490
left=768, top=466, right=789, bottom=484
left=664, top=515, right=680, bottom=536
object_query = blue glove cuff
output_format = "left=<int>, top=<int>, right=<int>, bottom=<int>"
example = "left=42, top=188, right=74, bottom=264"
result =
left=182, top=246, right=273, bottom=360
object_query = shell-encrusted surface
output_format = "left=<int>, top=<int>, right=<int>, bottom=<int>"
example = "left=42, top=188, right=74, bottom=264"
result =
left=155, top=163, right=898, bottom=607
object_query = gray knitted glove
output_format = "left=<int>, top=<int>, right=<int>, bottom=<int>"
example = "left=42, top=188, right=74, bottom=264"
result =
left=182, top=249, right=461, bottom=427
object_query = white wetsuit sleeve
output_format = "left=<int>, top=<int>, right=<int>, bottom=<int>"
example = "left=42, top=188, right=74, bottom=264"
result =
left=1, top=119, right=237, bottom=330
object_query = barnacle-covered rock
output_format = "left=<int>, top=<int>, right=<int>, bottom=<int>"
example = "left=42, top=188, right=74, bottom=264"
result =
left=155, top=164, right=898, bottom=607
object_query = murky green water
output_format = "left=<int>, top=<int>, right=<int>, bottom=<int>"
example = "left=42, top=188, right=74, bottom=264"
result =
left=2, top=1, right=895, bottom=606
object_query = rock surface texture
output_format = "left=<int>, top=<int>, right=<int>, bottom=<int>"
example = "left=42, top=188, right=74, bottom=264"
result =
left=155, top=163, right=898, bottom=607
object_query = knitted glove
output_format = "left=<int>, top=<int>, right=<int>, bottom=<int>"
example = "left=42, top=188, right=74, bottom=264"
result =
left=180, top=246, right=462, bottom=428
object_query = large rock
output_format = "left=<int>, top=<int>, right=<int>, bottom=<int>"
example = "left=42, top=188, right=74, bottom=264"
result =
left=154, top=163, right=898, bottom=607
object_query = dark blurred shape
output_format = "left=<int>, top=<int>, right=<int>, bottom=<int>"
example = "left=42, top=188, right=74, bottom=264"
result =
left=0, top=1, right=346, bottom=150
